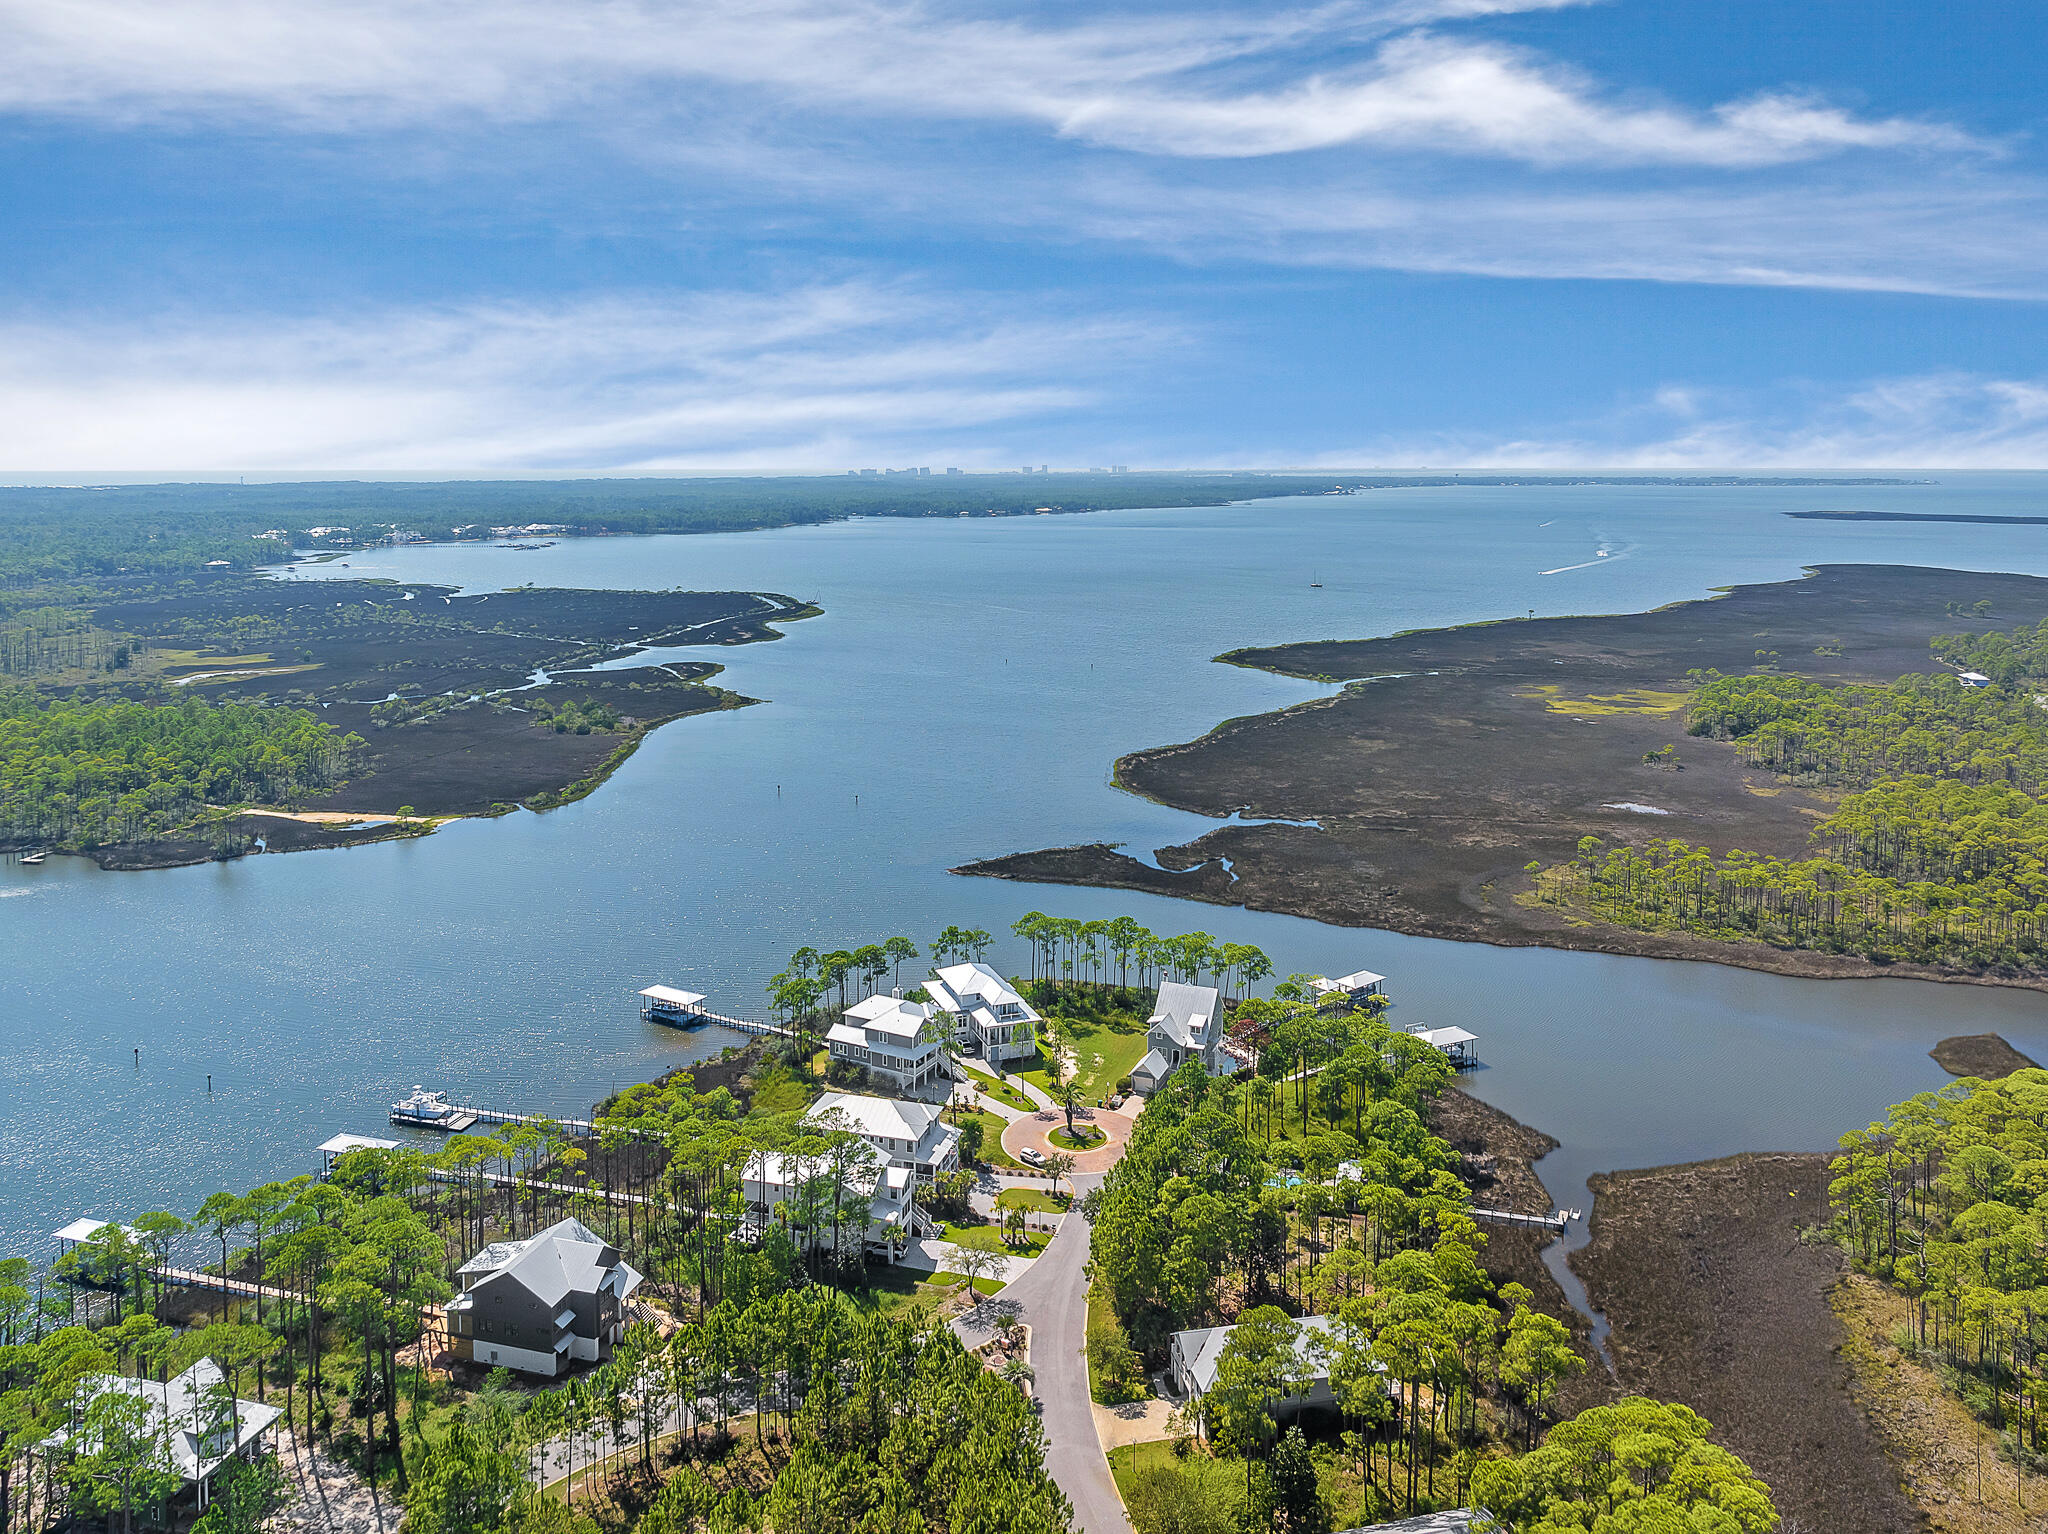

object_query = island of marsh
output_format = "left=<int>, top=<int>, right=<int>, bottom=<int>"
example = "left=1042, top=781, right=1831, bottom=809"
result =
left=1, top=568, right=817, bottom=868
left=963, top=564, right=2048, bottom=989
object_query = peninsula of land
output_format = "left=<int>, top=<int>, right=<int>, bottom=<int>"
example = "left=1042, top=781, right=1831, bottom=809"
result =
left=2, top=569, right=817, bottom=869
left=960, top=563, right=2048, bottom=990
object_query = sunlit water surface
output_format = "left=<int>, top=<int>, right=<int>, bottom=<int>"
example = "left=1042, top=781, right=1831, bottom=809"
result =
left=8, top=477, right=2048, bottom=1289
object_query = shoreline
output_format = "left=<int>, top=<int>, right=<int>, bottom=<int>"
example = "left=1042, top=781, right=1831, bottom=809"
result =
left=957, top=564, right=2048, bottom=999
left=958, top=838, right=2048, bottom=996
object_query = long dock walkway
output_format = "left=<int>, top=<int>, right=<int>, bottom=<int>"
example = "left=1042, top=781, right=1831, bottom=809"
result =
left=1470, top=1206, right=1579, bottom=1233
left=151, top=1266, right=307, bottom=1305
left=440, top=1104, right=598, bottom=1134
left=425, top=1167, right=657, bottom=1208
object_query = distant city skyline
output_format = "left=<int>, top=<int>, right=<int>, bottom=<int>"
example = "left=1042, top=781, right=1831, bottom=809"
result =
left=1, top=1, right=2042, bottom=470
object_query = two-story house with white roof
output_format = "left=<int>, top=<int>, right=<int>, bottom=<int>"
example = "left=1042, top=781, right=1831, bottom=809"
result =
left=925, top=962, right=1041, bottom=1066
left=444, top=1217, right=643, bottom=1377
left=742, top=1138, right=936, bottom=1258
left=806, top=1091, right=961, bottom=1180
left=1129, top=979, right=1225, bottom=1095
left=827, top=994, right=945, bottom=1091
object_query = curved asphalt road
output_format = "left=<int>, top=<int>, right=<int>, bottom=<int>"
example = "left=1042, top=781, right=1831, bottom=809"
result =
left=956, top=1170, right=1131, bottom=1534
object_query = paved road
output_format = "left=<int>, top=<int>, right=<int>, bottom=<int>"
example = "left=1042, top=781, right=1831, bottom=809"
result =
left=958, top=1170, right=1130, bottom=1534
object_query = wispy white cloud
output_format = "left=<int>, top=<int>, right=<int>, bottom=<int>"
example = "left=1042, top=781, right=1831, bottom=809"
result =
left=1322, top=372, right=2048, bottom=469
left=0, top=285, right=1166, bottom=471
left=1053, top=168, right=2048, bottom=299
left=0, top=1, right=1985, bottom=168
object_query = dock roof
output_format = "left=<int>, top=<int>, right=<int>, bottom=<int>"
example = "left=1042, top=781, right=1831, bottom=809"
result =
left=640, top=984, right=707, bottom=1008
left=1410, top=1026, right=1477, bottom=1048
left=318, top=1133, right=401, bottom=1155
left=53, top=1218, right=134, bottom=1245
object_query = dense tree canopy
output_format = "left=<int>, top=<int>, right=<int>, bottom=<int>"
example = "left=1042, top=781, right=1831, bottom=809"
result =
left=1543, top=655, right=2048, bottom=968
left=0, top=686, right=361, bottom=846
left=1831, top=1068, right=2048, bottom=1456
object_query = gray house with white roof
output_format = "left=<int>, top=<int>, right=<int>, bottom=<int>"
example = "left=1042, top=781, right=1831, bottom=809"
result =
left=806, top=1091, right=960, bottom=1180
left=43, top=1359, right=280, bottom=1512
left=828, top=994, right=945, bottom=1090
left=925, top=962, right=1041, bottom=1066
left=1169, top=1313, right=1391, bottom=1434
left=444, top=1217, right=642, bottom=1377
left=1130, top=980, right=1224, bottom=1094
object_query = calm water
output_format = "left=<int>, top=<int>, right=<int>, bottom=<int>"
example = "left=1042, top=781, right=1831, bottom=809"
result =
left=8, top=476, right=2048, bottom=1264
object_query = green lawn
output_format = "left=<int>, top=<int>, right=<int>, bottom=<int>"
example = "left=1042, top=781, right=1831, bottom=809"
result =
left=1037, top=1012, right=1151, bottom=1099
left=939, top=1221, right=1050, bottom=1258
left=846, top=1266, right=1005, bottom=1319
left=1049, top=1126, right=1107, bottom=1151
left=958, top=1063, right=1035, bottom=1113
left=995, top=1186, right=1068, bottom=1214
left=952, top=1108, right=1027, bottom=1169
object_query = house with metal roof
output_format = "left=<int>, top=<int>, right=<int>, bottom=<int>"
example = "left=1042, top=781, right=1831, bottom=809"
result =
left=1167, top=1313, right=1388, bottom=1432
left=42, top=1359, right=281, bottom=1512
left=806, top=1091, right=960, bottom=1180
left=1130, top=980, right=1225, bottom=1094
left=443, top=1217, right=642, bottom=1377
left=827, top=993, right=946, bottom=1090
left=1338, top=1513, right=1497, bottom=1533
left=742, top=1140, right=936, bottom=1258
left=925, top=962, right=1041, bottom=1066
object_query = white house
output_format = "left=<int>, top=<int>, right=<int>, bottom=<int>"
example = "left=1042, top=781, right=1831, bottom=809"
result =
left=1130, top=980, right=1225, bottom=1094
left=742, top=1140, right=936, bottom=1258
left=1309, top=969, right=1387, bottom=1010
left=44, top=1360, right=281, bottom=1512
left=806, top=1092, right=960, bottom=1180
left=444, top=1217, right=643, bottom=1377
left=925, top=962, right=1041, bottom=1066
left=827, top=994, right=946, bottom=1090
left=1959, top=671, right=1992, bottom=688
left=1168, top=1314, right=1389, bottom=1432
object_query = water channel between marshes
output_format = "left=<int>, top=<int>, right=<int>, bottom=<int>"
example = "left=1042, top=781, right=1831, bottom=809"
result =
left=6, top=479, right=2048, bottom=1270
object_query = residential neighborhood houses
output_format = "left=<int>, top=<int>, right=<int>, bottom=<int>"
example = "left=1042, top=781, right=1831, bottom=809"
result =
left=444, top=1217, right=643, bottom=1377
left=808, top=1090, right=961, bottom=1180
left=925, top=960, right=1042, bottom=1066
left=22, top=936, right=1485, bottom=1534
left=1130, top=978, right=1225, bottom=1095
left=826, top=991, right=946, bottom=1091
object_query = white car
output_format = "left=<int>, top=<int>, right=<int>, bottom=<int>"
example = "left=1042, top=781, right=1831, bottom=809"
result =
left=1018, top=1146, right=1046, bottom=1167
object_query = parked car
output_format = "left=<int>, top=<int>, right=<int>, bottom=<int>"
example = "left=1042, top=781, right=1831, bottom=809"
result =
left=1018, top=1146, right=1046, bottom=1167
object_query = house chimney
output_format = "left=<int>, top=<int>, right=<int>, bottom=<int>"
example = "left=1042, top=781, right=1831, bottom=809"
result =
left=892, top=987, right=903, bottom=1000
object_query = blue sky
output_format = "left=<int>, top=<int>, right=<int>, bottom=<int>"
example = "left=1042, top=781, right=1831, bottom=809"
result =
left=2, top=0, right=2044, bottom=472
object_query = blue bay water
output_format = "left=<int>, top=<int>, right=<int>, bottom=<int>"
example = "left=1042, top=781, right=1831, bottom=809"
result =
left=7, top=476, right=2048, bottom=1262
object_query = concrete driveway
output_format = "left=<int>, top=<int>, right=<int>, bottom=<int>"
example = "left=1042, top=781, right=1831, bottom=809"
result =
left=956, top=1170, right=1132, bottom=1534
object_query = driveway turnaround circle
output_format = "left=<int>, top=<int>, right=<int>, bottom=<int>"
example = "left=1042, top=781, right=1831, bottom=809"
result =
left=1002, top=1107, right=1136, bottom=1174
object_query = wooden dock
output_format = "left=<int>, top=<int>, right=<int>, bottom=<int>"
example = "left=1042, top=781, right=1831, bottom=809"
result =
left=151, top=1266, right=306, bottom=1305
left=427, top=1166, right=656, bottom=1207
left=640, top=984, right=793, bottom=1038
left=442, top=1103, right=597, bottom=1135
left=1470, top=1206, right=1579, bottom=1233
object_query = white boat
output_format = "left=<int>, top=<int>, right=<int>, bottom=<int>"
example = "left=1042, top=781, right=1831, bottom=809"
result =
left=390, top=1086, right=456, bottom=1124
left=18, top=852, right=46, bottom=865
